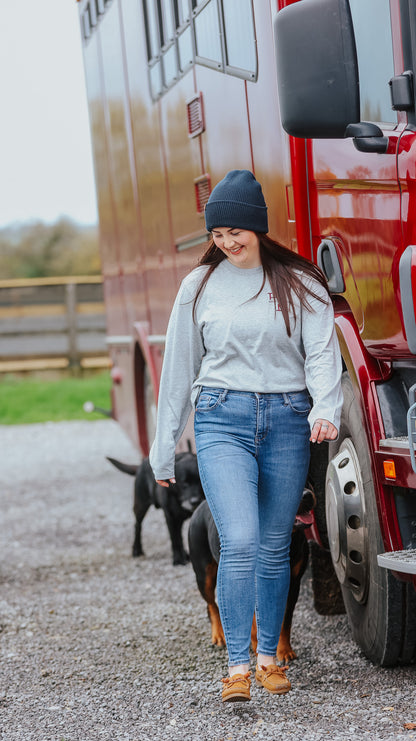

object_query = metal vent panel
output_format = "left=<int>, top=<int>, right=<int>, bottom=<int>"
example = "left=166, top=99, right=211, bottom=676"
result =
left=187, top=93, right=205, bottom=138
left=194, top=175, right=211, bottom=214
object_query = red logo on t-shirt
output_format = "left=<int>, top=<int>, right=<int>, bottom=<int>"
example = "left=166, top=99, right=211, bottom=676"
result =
left=268, top=292, right=281, bottom=310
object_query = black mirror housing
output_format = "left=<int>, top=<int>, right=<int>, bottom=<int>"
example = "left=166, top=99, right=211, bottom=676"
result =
left=274, top=0, right=360, bottom=138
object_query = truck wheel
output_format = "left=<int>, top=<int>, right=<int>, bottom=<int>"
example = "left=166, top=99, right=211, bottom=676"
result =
left=326, top=373, right=416, bottom=665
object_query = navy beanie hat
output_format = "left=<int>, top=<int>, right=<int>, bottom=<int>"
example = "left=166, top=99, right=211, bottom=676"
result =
left=205, top=169, right=268, bottom=233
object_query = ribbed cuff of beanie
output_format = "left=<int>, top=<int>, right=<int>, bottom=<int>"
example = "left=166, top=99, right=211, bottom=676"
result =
left=205, top=200, right=268, bottom=233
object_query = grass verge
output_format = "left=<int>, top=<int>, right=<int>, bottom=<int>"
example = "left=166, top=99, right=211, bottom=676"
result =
left=0, top=371, right=112, bottom=425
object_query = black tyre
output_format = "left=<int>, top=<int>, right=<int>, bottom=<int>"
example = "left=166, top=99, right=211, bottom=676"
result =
left=325, top=373, right=416, bottom=666
left=308, top=440, right=345, bottom=615
left=309, top=542, right=346, bottom=615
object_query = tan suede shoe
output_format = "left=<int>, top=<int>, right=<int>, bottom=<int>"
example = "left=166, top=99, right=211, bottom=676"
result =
left=255, top=664, right=291, bottom=694
left=221, top=672, right=251, bottom=702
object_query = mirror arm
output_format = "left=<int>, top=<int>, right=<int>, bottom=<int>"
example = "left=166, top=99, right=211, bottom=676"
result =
left=344, top=122, right=389, bottom=154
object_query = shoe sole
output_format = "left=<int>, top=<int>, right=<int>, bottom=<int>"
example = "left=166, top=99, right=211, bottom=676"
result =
left=255, top=679, right=291, bottom=694
left=222, top=692, right=251, bottom=703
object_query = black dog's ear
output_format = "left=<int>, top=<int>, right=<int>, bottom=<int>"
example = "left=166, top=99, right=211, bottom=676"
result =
left=299, top=486, right=316, bottom=513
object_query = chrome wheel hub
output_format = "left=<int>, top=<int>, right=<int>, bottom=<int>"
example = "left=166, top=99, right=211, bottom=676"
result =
left=325, top=438, right=368, bottom=603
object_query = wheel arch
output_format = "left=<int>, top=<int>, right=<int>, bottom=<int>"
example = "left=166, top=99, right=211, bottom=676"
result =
left=310, top=301, right=387, bottom=546
left=308, top=301, right=393, bottom=617
left=332, top=303, right=396, bottom=551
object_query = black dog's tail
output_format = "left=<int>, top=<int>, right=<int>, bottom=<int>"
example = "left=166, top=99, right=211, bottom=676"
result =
left=106, top=456, right=138, bottom=476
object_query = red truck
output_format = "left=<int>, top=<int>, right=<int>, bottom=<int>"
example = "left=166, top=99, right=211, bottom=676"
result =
left=77, top=0, right=416, bottom=666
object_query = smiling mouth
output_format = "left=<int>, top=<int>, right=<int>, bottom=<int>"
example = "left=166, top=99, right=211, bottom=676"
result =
left=229, top=247, right=243, bottom=254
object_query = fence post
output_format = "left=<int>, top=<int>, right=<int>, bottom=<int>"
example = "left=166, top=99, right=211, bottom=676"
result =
left=65, top=282, right=79, bottom=367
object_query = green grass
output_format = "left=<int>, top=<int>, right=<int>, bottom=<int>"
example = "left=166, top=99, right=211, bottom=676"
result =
left=0, top=371, right=112, bottom=425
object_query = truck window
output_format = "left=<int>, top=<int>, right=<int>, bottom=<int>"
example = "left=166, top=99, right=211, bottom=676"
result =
left=81, top=0, right=257, bottom=98
left=222, top=0, right=256, bottom=75
left=141, top=0, right=257, bottom=98
left=143, top=0, right=164, bottom=97
left=143, top=0, right=160, bottom=61
left=160, top=0, right=178, bottom=87
left=175, top=0, right=193, bottom=73
left=349, top=0, right=396, bottom=125
left=194, top=0, right=223, bottom=67
left=177, top=24, right=193, bottom=73
left=161, top=0, right=175, bottom=43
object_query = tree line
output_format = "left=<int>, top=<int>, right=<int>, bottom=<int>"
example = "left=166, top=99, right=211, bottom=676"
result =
left=0, top=219, right=100, bottom=279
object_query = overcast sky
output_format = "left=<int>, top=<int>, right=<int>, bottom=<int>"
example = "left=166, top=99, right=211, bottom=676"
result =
left=0, top=0, right=98, bottom=228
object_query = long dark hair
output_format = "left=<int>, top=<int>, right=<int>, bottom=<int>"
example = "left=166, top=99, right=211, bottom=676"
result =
left=192, top=234, right=330, bottom=336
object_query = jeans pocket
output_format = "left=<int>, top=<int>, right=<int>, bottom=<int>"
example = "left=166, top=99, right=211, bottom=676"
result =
left=196, top=388, right=225, bottom=412
left=287, top=391, right=311, bottom=415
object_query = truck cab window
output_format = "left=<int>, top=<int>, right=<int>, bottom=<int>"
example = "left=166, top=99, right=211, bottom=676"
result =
left=349, top=0, right=396, bottom=125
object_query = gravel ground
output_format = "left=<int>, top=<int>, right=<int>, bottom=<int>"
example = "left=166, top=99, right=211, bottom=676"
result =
left=1, top=420, right=415, bottom=741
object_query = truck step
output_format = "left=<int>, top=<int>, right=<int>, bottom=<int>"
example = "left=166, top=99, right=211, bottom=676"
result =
left=379, top=436, right=414, bottom=450
left=377, top=549, right=416, bottom=574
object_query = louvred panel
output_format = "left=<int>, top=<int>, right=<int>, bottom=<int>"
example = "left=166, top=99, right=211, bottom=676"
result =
left=194, top=175, right=211, bottom=214
left=187, top=93, right=205, bottom=138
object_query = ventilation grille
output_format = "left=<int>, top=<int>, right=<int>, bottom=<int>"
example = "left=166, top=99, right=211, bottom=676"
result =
left=187, top=93, right=205, bottom=138
left=194, top=175, right=211, bottom=214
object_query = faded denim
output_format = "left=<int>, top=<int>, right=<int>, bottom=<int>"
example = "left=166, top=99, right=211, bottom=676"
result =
left=194, top=388, right=310, bottom=666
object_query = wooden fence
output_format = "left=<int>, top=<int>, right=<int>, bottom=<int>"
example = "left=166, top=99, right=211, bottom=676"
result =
left=0, top=276, right=110, bottom=373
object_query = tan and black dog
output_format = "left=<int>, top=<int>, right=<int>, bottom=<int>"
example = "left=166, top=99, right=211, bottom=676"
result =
left=188, top=487, right=315, bottom=663
left=107, top=451, right=204, bottom=565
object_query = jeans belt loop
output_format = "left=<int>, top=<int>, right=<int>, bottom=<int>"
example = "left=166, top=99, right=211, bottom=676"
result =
left=282, top=392, right=289, bottom=405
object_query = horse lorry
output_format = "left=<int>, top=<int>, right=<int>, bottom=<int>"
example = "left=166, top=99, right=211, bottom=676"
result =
left=77, top=0, right=416, bottom=665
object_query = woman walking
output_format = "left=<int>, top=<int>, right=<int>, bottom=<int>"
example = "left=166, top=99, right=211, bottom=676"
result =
left=149, top=170, right=343, bottom=702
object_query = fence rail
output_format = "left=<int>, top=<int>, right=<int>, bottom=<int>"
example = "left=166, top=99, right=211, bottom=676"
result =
left=0, top=276, right=109, bottom=372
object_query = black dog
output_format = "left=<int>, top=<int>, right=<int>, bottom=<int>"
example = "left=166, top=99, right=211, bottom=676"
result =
left=107, top=450, right=204, bottom=565
left=188, top=487, right=315, bottom=663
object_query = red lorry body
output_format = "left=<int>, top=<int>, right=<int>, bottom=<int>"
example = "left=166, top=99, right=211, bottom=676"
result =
left=78, top=0, right=416, bottom=665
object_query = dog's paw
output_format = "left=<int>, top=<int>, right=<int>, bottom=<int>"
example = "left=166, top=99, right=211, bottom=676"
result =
left=132, top=548, right=144, bottom=558
left=172, top=551, right=190, bottom=566
left=211, top=630, right=226, bottom=647
left=276, top=644, right=298, bottom=663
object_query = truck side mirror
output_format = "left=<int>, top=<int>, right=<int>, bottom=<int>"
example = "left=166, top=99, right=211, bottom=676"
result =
left=274, top=0, right=360, bottom=138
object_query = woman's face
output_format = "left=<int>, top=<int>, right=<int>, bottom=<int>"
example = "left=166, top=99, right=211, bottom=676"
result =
left=211, top=228, right=261, bottom=269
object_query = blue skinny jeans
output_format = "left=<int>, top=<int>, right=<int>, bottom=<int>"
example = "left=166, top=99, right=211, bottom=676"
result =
left=194, top=388, right=311, bottom=667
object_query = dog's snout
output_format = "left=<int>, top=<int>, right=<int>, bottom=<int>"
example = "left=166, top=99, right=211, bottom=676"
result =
left=299, top=486, right=316, bottom=511
left=181, top=495, right=203, bottom=513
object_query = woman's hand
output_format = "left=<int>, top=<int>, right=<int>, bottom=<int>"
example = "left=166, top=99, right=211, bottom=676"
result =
left=310, top=419, right=338, bottom=444
left=156, top=478, right=176, bottom=488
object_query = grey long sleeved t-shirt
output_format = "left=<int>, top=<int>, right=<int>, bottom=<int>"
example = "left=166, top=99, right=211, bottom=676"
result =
left=149, top=259, right=343, bottom=481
